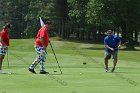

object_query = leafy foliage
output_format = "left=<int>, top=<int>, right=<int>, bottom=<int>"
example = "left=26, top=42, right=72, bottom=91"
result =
left=0, top=0, right=140, bottom=48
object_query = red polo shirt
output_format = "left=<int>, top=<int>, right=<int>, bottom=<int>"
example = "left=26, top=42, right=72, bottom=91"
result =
left=35, top=25, right=49, bottom=47
left=0, top=29, right=10, bottom=46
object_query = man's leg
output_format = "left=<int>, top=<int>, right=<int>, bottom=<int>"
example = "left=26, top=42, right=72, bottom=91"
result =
left=29, top=58, right=40, bottom=69
left=0, top=55, right=5, bottom=73
left=39, top=49, right=49, bottom=74
left=111, top=51, right=118, bottom=72
left=40, top=59, right=45, bottom=72
left=104, top=59, right=109, bottom=72
left=104, top=52, right=111, bottom=72
left=29, top=46, right=41, bottom=74
left=113, top=59, right=117, bottom=67
left=29, top=59, right=40, bottom=74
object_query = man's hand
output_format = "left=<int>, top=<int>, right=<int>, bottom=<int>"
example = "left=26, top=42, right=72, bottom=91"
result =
left=105, top=45, right=114, bottom=51
left=110, top=48, right=114, bottom=51
left=43, top=47, right=46, bottom=50
left=118, top=45, right=121, bottom=49
left=5, top=47, right=8, bottom=50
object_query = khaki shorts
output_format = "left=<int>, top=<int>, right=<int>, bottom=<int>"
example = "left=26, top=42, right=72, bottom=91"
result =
left=105, top=51, right=118, bottom=60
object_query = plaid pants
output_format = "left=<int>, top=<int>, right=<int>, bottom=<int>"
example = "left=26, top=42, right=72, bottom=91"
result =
left=0, top=46, right=7, bottom=55
left=30, top=46, right=46, bottom=71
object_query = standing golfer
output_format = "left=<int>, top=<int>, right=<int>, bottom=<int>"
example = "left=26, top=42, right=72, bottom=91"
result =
left=104, top=30, right=121, bottom=72
left=28, top=21, right=51, bottom=74
left=0, top=23, right=11, bottom=73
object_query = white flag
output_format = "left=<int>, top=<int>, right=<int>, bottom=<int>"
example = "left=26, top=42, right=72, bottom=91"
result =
left=39, top=17, right=45, bottom=27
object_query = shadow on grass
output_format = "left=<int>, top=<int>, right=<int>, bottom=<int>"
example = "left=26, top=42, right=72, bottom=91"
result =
left=109, top=72, right=127, bottom=74
left=83, top=47, right=105, bottom=50
left=81, top=47, right=140, bottom=51
left=0, top=72, right=19, bottom=75
left=117, top=67, right=140, bottom=69
left=120, top=48, right=140, bottom=51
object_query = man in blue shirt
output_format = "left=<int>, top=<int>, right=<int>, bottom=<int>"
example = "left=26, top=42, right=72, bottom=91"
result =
left=104, top=30, right=121, bottom=72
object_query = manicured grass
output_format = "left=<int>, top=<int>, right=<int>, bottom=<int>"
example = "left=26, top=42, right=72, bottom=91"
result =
left=0, top=39, right=140, bottom=93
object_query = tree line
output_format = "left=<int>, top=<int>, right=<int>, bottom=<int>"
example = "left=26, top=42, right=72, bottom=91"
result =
left=0, top=0, right=140, bottom=49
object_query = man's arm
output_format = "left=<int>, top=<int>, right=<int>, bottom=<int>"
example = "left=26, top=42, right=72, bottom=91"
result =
left=105, top=45, right=114, bottom=51
left=40, top=37, right=46, bottom=49
left=0, top=37, right=6, bottom=46
left=104, top=38, right=114, bottom=51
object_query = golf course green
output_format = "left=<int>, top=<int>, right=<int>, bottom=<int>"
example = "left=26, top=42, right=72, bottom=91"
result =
left=0, top=39, right=140, bottom=93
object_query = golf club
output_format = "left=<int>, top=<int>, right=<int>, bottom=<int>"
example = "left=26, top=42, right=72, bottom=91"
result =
left=6, top=49, right=10, bottom=69
left=49, top=41, right=62, bottom=74
left=122, top=42, right=128, bottom=46
left=113, top=42, right=128, bottom=50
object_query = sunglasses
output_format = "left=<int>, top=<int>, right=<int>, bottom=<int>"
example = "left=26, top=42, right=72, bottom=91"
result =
left=107, top=33, right=112, bottom=34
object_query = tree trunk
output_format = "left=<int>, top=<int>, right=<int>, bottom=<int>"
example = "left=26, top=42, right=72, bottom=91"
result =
left=92, top=26, right=97, bottom=41
left=134, top=30, right=138, bottom=44
left=126, top=26, right=134, bottom=49
left=121, top=24, right=127, bottom=42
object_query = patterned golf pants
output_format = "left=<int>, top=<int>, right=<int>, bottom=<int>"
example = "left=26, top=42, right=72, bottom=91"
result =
left=0, top=46, right=7, bottom=55
left=30, top=46, right=46, bottom=71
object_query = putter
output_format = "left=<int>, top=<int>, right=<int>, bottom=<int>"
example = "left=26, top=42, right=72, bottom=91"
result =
left=49, top=41, right=62, bottom=74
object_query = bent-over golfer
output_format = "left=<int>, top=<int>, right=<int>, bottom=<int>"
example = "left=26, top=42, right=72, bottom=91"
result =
left=104, top=30, right=121, bottom=72
left=0, top=23, right=11, bottom=73
left=28, top=21, right=51, bottom=74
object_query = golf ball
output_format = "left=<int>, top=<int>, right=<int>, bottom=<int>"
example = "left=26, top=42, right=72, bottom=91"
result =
left=9, top=73, right=12, bottom=74
left=80, top=73, right=82, bottom=74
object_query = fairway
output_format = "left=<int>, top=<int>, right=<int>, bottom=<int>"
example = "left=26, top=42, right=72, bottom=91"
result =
left=0, top=39, right=140, bottom=93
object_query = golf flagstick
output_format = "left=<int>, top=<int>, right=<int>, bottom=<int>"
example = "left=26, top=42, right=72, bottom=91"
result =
left=39, top=17, right=45, bottom=27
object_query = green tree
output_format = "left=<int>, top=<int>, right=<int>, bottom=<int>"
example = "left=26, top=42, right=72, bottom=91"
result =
left=68, top=0, right=89, bottom=40
left=55, top=0, right=69, bottom=38
left=86, top=0, right=140, bottom=49
left=24, top=0, right=57, bottom=38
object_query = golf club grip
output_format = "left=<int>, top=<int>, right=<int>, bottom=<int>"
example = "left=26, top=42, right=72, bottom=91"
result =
left=49, top=41, right=63, bottom=74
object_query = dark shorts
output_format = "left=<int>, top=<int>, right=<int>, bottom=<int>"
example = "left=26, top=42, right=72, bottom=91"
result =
left=104, top=51, right=118, bottom=60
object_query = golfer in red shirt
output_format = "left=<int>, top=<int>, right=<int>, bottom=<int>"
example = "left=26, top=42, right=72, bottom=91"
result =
left=29, top=21, right=51, bottom=74
left=0, top=23, right=11, bottom=73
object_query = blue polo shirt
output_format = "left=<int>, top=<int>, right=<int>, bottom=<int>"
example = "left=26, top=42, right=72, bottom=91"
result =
left=104, top=35, right=121, bottom=53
